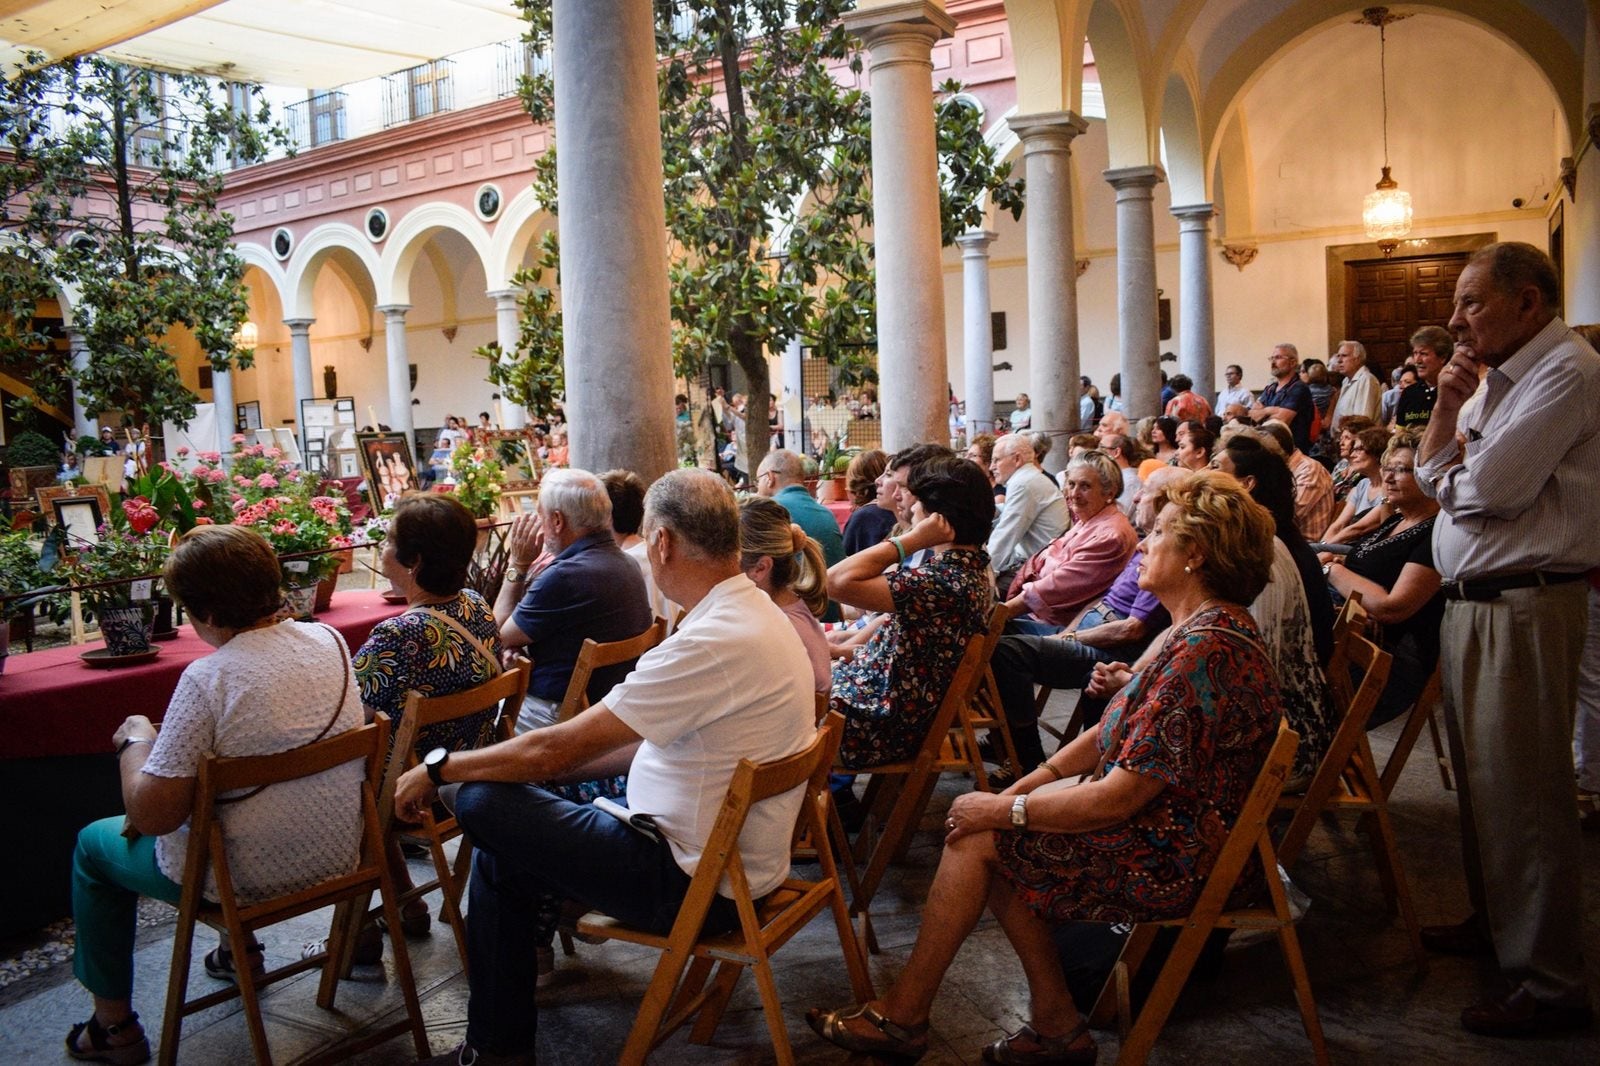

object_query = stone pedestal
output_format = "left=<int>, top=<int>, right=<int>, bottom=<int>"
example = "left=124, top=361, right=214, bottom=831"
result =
left=488, top=289, right=525, bottom=430
left=552, top=0, right=677, bottom=481
left=956, top=229, right=997, bottom=436
left=1105, top=165, right=1165, bottom=420
left=1009, top=110, right=1088, bottom=473
left=1172, top=203, right=1217, bottom=404
left=843, top=1, right=955, bottom=450
left=377, top=305, right=414, bottom=455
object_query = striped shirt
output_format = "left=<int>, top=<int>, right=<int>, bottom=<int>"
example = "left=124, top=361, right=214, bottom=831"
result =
left=1419, top=318, right=1600, bottom=580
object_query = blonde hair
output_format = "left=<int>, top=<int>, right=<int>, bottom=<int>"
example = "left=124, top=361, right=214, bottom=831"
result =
left=1160, top=469, right=1277, bottom=605
left=739, top=497, right=828, bottom=617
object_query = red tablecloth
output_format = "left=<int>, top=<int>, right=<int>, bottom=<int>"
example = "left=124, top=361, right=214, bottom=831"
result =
left=824, top=499, right=853, bottom=531
left=0, top=590, right=404, bottom=759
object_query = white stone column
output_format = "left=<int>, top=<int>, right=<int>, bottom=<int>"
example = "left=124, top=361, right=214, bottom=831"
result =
left=956, top=229, right=997, bottom=436
left=68, top=331, right=95, bottom=437
left=842, top=1, right=955, bottom=451
left=782, top=336, right=806, bottom=453
left=1008, top=110, right=1088, bottom=473
left=210, top=364, right=235, bottom=441
left=377, top=305, right=414, bottom=457
left=1171, top=203, right=1216, bottom=403
left=552, top=0, right=677, bottom=480
left=488, top=288, right=525, bottom=430
left=1104, top=165, right=1165, bottom=419
left=284, top=318, right=315, bottom=433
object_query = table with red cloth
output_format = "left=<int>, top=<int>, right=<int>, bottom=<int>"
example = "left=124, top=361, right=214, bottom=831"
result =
left=824, top=499, right=852, bottom=531
left=0, top=589, right=405, bottom=936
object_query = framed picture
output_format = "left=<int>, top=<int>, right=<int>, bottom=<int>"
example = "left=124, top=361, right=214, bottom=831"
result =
left=498, top=488, right=540, bottom=516
left=37, top=484, right=112, bottom=525
left=52, top=495, right=105, bottom=546
left=236, top=400, right=262, bottom=431
left=355, top=431, right=420, bottom=511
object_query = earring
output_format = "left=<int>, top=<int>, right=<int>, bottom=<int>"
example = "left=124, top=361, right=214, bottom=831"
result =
left=1184, top=565, right=1192, bottom=573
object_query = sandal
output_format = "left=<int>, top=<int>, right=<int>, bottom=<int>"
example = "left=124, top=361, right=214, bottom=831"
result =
left=66, top=1011, right=151, bottom=1065
left=981, top=1021, right=1097, bottom=1065
left=202, top=942, right=266, bottom=985
left=376, top=899, right=432, bottom=938
left=806, top=1002, right=928, bottom=1061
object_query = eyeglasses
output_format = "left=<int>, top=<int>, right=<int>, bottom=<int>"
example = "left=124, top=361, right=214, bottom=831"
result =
left=1380, top=465, right=1415, bottom=477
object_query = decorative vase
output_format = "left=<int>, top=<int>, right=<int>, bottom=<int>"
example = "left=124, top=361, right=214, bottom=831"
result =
left=284, top=583, right=318, bottom=622
left=98, top=604, right=155, bottom=656
left=151, top=595, right=178, bottom=641
left=314, top=571, right=338, bottom=613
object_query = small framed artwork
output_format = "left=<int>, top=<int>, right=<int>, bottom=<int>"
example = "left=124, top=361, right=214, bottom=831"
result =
left=37, top=484, right=111, bottom=525
left=498, top=488, right=540, bottom=517
left=355, top=431, right=420, bottom=511
left=53, top=495, right=105, bottom=546
left=236, top=401, right=262, bottom=431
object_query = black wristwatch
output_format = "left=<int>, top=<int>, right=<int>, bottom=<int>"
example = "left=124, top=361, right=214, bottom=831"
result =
left=423, top=747, right=450, bottom=786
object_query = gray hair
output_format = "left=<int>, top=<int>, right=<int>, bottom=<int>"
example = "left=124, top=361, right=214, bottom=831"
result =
left=538, top=468, right=612, bottom=532
left=1273, top=342, right=1299, bottom=358
left=993, top=433, right=1032, bottom=461
left=1338, top=340, right=1367, bottom=366
left=1066, top=452, right=1121, bottom=497
left=1469, top=241, right=1560, bottom=312
left=758, top=448, right=805, bottom=484
left=643, top=468, right=739, bottom=561
left=1025, top=430, right=1052, bottom=464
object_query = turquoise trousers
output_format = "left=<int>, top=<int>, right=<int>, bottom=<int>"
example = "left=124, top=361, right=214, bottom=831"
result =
left=72, top=816, right=182, bottom=999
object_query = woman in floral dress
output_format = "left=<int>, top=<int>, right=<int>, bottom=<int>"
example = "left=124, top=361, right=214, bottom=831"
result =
left=810, top=471, right=1283, bottom=1065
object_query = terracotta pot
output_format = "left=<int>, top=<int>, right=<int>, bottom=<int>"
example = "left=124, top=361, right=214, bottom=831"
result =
left=335, top=548, right=355, bottom=575
left=816, top=477, right=845, bottom=503
left=314, top=571, right=338, bottom=612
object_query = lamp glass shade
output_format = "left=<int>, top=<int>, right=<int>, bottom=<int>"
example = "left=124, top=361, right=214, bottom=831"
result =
left=1363, top=184, right=1413, bottom=241
left=235, top=321, right=259, bottom=348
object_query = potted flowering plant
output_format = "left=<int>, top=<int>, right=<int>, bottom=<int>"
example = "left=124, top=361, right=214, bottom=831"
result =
left=0, top=529, right=43, bottom=672
left=59, top=498, right=170, bottom=656
left=447, top=440, right=505, bottom=520
left=232, top=494, right=353, bottom=619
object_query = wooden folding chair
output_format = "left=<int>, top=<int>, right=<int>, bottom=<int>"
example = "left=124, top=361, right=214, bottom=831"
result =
left=158, top=718, right=431, bottom=1065
left=947, top=599, right=1026, bottom=791
left=1090, top=723, right=1328, bottom=1066
left=1377, top=664, right=1452, bottom=796
left=574, top=714, right=873, bottom=1065
left=363, top=660, right=531, bottom=974
left=1275, top=619, right=1426, bottom=969
left=554, top=618, right=667, bottom=723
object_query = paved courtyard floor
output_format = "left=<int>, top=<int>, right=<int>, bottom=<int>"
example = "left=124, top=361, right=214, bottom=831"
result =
left=1, top=694, right=1596, bottom=1064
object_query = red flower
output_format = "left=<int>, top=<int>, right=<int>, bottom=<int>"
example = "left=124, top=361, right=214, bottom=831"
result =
left=122, top=497, right=160, bottom=535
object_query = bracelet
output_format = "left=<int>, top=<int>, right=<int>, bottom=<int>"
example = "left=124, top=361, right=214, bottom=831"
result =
left=117, top=737, right=153, bottom=757
left=1038, top=761, right=1064, bottom=781
left=890, top=537, right=907, bottom=565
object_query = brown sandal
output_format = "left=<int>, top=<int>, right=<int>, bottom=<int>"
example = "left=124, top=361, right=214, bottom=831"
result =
left=981, top=1020, right=1097, bottom=1065
left=66, top=1011, right=150, bottom=1065
left=806, top=1002, right=928, bottom=1061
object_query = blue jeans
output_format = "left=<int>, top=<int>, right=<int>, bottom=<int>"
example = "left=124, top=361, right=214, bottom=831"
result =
left=72, top=817, right=183, bottom=999
left=453, top=782, right=739, bottom=1056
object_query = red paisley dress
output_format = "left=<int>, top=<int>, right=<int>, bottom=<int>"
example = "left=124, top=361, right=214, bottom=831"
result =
left=993, top=603, right=1282, bottom=923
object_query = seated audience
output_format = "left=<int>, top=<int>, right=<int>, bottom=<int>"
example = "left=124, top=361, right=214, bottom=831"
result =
left=986, top=433, right=1070, bottom=590
left=755, top=448, right=845, bottom=568
left=353, top=494, right=501, bottom=945
left=600, top=468, right=676, bottom=632
left=1174, top=420, right=1216, bottom=471
left=1007, top=452, right=1137, bottom=633
left=1146, top=416, right=1179, bottom=464
left=1318, top=426, right=1389, bottom=545
left=67, top=526, right=364, bottom=1062
left=1323, top=431, right=1443, bottom=727
left=963, top=434, right=996, bottom=489
left=1380, top=365, right=1416, bottom=428
left=495, top=469, right=652, bottom=733
left=1095, top=410, right=1130, bottom=448
left=1259, top=419, right=1335, bottom=541
left=1101, top=434, right=1142, bottom=515
left=1163, top=374, right=1213, bottom=423
left=397, top=470, right=816, bottom=1066
left=1328, top=415, right=1378, bottom=502
left=741, top=496, right=831, bottom=693
left=989, top=466, right=1183, bottom=776
left=840, top=449, right=895, bottom=555
left=829, top=455, right=994, bottom=768
left=808, top=471, right=1282, bottom=1065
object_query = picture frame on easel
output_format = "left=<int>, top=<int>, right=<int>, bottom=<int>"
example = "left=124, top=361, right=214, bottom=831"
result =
left=355, top=431, right=420, bottom=513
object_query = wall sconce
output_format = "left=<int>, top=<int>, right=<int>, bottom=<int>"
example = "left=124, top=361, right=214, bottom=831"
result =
left=235, top=321, right=258, bottom=349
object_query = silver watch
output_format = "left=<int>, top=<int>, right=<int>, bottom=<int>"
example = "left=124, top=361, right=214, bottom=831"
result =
left=1009, top=794, right=1028, bottom=829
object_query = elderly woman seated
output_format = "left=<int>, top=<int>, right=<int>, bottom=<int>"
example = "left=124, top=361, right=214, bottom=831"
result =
left=741, top=496, right=831, bottom=693
left=809, top=471, right=1283, bottom=1063
left=1006, top=451, right=1137, bottom=636
left=66, top=526, right=365, bottom=1063
left=352, top=494, right=502, bottom=944
left=1318, top=426, right=1391, bottom=546
left=1324, top=430, right=1443, bottom=727
left=828, top=454, right=994, bottom=769
left=840, top=449, right=896, bottom=555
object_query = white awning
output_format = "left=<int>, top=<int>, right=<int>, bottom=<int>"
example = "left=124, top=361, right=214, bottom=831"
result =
left=1, top=0, right=528, bottom=87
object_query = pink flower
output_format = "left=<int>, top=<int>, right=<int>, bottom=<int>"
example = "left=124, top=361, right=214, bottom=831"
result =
left=233, top=475, right=251, bottom=487
left=272, top=520, right=298, bottom=535
left=175, top=446, right=190, bottom=458
left=231, top=434, right=246, bottom=444
left=264, top=447, right=282, bottom=459
left=198, top=451, right=222, bottom=464
left=330, top=535, right=353, bottom=549
left=255, top=473, right=279, bottom=489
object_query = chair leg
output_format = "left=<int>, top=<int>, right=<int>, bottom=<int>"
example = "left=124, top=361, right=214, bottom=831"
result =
left=222, top=914, right=274, bottom=1066
left=1378, top=693, right=1431, bottom=799
left=433, top=832, right=471, bottom=976
left=1260, top=852, right=1331, bottom=1065
left=1114, top=920, right=1220, bottom=1066
left=375, top=849, right=434, bottom=1059
left=1090, top=925, right=1156, bottom=1031
left=686, top=960, right=740, bottom=1044
left=749, top=952, right=797, bottom=1066
left=158, top=901, right=202, bottom=1066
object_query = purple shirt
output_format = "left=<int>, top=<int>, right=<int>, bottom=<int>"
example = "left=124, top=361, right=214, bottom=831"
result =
left=1100, top=551, right=1168, bottom=629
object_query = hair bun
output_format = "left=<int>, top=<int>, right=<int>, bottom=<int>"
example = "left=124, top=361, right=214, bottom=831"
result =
left=790, top=523, right=807, bottom=554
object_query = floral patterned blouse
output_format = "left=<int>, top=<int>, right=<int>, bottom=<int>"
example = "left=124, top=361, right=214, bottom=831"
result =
left=353, top=590, right=503, bottom=759
left=831, top=547, right=992, bottom=768
left=994, top=604, right=1282, bottom=924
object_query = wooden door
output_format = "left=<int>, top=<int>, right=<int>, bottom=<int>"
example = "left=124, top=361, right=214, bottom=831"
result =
left=1345, top=254, right=1466, bottom=377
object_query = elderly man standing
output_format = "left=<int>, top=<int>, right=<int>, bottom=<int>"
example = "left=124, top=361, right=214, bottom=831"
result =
left=403, top=470, right=816, bottom=1066
left=1328, top=340, right=1381, bottom=429
left=1251, top=342, right=1315, bottom=452
left=497, top=469, right=653, bottom=733
left=1417, top=242, right=1600, bottom=1038
left=755, top=448, right=845, bottom=568
left=986, top=432, right=1069, bottom=591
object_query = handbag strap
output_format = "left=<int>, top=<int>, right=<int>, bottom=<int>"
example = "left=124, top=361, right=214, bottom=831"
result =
left=405, top=601, right=499, bottom=668
left=215, top=623, right=351, bottom=806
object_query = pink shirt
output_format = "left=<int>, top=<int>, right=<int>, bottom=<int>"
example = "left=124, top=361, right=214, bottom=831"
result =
left=780, top=596, right=832, bottom=693
left=1008, top=505, right=1138, bottom=627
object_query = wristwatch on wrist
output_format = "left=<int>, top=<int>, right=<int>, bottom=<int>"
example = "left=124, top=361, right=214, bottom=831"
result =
left=505, top=563, right=529, bottom=584
left=116, top=736, right=153, bottom=757
left=423, top=746, right=450, bottom=786
left=1009, top=794, right=1029, bottom=829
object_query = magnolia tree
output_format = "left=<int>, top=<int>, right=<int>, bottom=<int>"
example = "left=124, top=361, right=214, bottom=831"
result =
left=480, top=0, right=1023, bottom=474
left=0, top=54, right=286, bottom=430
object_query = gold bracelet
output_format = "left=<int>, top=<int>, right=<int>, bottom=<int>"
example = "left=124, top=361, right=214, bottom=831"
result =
left=1038, top=761, right=1064, bottom=781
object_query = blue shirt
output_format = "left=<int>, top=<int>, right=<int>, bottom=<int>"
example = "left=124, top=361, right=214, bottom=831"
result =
left=511, top=531, right=653, bottom=702
left=773, top=484, right=846, bottom=567
left=1259, top=377, right=1315, bottom=451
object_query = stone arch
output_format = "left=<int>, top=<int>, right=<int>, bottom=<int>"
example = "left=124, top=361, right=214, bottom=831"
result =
left=381, top=202, right=494, bottom=307
left=232, top=242, right=287, bottom=315
left=1160, top=60, right=1207, bottom=205
left=1001, top=0, right=1088, bottom=116
left=284, top=223, right=383, bottom=321
left=488, top=186, right=554, bottom=292
left=1086, top=0, right=1158, bottom=168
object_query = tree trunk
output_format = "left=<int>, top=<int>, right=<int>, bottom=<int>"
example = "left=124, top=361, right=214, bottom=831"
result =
left=692, top=367, right=719, bottom=470
left=733, top=333, right=771, bottom=478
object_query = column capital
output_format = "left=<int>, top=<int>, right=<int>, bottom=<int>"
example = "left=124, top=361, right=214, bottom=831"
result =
left=1008, top=110, right=1088, bottom=149
left=485, top=288, right=519, bottom=303
left=955, top=229, right=997, bottom=255
left=376, top=304, right=412, bottom=320
left=1170, top=202, right=1216, bottom=225
left=1104, top=165, right=1166, bottom=192
left=283, top=318, right=315, bottom=333
left=841, top=2, right=955, bottom=47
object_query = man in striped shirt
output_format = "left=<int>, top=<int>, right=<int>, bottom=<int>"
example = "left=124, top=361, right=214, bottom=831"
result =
left=1416, top=241, right=1600, bottom=1039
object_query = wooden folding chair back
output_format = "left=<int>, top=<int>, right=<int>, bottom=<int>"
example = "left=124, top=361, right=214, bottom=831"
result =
left=575, top=713, right=873, bottom=1065
left=1090, top=722, right=1328, bottom=1066
left=1323, top=591, right=1370, bottom=712
left=159, top=718, right=431, bottom=1065
left=948, top=598, right=1026, bottom=790
left=555, top=618, right=667, bottom=723
left=1276, top=628, right=1425, bottom=967
left=369, top=660, right=531, bottom=973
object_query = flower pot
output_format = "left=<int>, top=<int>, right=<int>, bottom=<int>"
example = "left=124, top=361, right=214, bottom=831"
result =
left=98, top=604, right=155, bottom=656
left=314, top=571, right=338, bottom=613
left=151, top=595, right=178, bottom=641
left=336, top=548, right=355, bottom=575
left=284, top=583, right=318, bottom=622
left=816, top=477, right=845, bottom=503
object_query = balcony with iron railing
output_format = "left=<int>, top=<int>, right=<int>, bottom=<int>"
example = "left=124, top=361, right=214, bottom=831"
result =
left=382, top=59, right=455, bottom=129
left=284, top=91, right=348, bottom=150
left=494, top=41, right=551, bottom=100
